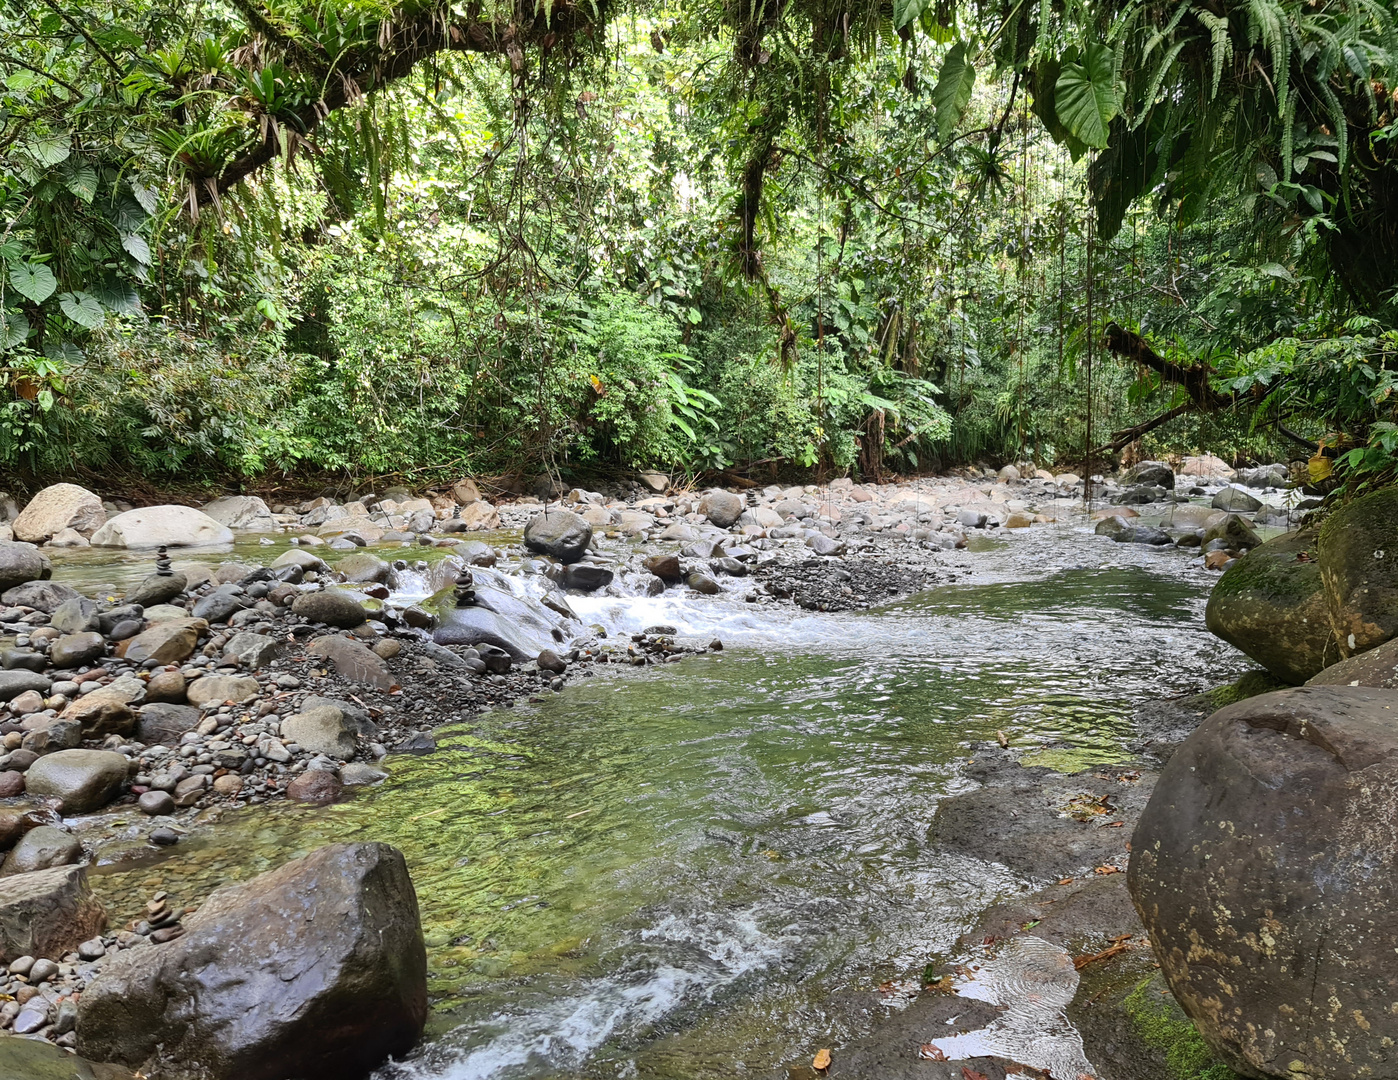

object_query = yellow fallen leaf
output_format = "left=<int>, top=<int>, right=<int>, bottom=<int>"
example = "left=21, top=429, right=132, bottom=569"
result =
left=1308, top=453, right=1332, bottom=482
left=813, top=1048, right=832, bottom=1071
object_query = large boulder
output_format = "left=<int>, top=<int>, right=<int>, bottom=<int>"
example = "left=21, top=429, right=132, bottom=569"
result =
left=122, top=618, right=206, bottom=666
left=12, top=483, right=106, bottom=543
left=0, top=670, right=51, bottom=702
left=25, top=750, right=128, bottom=813
left=90, top=505, right=234, bottom=549
left=200, top=495, right=278, bottom=532
left=1318, top=486, right=1398, bottom=656
left=428, top=569, right=571, bottom=660
left=1130, top=686, right=1398, bottom=1080
left=698, top=489, right=744, bottom=528
left=1205, top=529, right=1339, bottom=684
left=305, top=636, right=393, bottom=689
left=0, top=1037, right=135, bottom=1080
left=1308, top=636, right=1398, bottom=688
left=1211, top=485, right=1263, bottom=512
left=1123, top=460, right=1175, bottom=489
left=1, top=825, right=82, bottom=875
left=1202, top=512, right=1262, bottom=551
left=0, top=864, right=106, bottom=963
left=0, top=541, right=51, bottom=592
left=523, top=510, right=592, bottom=563
left=76, top=843, right=427, bottom=1080
left=291, top=589, right=369, bottom=628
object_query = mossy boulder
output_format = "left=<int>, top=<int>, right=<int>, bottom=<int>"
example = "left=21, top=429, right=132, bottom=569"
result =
left=1204, top=529, right=1338, bottom=684
left=1318, top=486, right=1398, bottom=656
left=1308, top=635, right=1398, bottom=689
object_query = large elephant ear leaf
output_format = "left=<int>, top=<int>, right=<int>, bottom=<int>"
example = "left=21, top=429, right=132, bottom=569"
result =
left=1054, top=41, right=1119, bottom=149
left=8, top=262, right=57, bottom=304
left=934, top=42, right=976, bottom=142
left=59, top=291, right=105, bottom=329
left=1, top=310, right=29, bottom=349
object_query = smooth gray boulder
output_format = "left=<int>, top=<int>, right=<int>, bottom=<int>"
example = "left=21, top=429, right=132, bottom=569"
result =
left=1, top=826, right=82, bottom=875
left=291, top=589, right=369, bottom=628
left=305, top=636, right=392, bottom=689
left=1211, top=486, right=1263, bottom=512
left=76, top=843, right=426, bottom=1080
left=90, top=505, right=233, bottom=549
left=137, top=703, right=202, bottom=746
left=0, top=541, right=52, bottom=592
left=698, top=489, right=744, bottom=528
left=201, top=495, right=278, bottom=531
left=523, top=510, right=592, bottom=563
left=1130, top=686, right=1398, bottom=1080
left=48, top=631, right=106, bottom=670
left=0, top=670, right=51, bottom=702
left=25, top=751, right=128, bottom=813
left=1122, top=460, right=1175, bottom=489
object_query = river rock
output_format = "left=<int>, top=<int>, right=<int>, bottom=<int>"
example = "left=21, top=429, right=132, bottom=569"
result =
left=76, top=843, right=427, bottom=1079
left=291, top=589, right=369, bottom=628
left=186, top=675, right=259, bottom=708
left=12, top=484, right=106, bottom=543
left=560, top=564, right=613, bottom=592
left=137, top=703, right=201, bottom=746
left=1205, top=529, right=1337, bottom=684
left=451, top=477, right=481, bottom=505
left=337, top=552, right=397, bottom=587
left=282, top=705, right=358, bottom=759
left=25, top=750, right=127, bottom=813
left=1130, top=686, right=1398, bottom=1080
left=201, top=495, right=278, bottom=531
left=123, top=618, right=206, bottom=666
left=1202, top=512, right=1262, bottom=551
left=49, top=631, right=106, bottom=670
left=1114, top=524, right=1172, bottom=546
left=126, top=571, right=188, bottom=608
left=0, top=864, right=105, bottom=963
left=223, top=632, right=283, bottom=669
left=1, top=826, right=81, bottom=875
left=0, top=541, right=52, bottom=592
left=306, top=636, right=393, bottom=689
left=145, top=670, right=187, bottom=703
left=1211, top=486, right=1262, bottom=512
left=62, top=696, right=136, bottom=739
left=90, top=505, right=234, bottom=549
left=523, top=510, right=592, bottom=563
left=698, top=489, right=743, bottom=528
left=191, top=583, right=250, bottom=624
left=1308, top=636, right=1398, bottom=688
left=1180, top=453, right=1232, bottom=477
left=1318, top=485, right=1398, bottom=657
left=1123, top=461, right=1175, bottom=489
left=271, top=548, right=326, bottom=573
left=51, top=597, right=100, bottom=635
left=286, top=769, right=344, bottom=804
left=642, top=554, right=683, bottom=583
left=0, top=671, right=51, bottom=702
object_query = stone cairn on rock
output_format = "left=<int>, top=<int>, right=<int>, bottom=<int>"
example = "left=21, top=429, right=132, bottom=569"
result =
left=453, top=569, right=476, bottom=607
left=135, top=890, right=186, bottom=944
left=154, top=545, right=174, bottom=577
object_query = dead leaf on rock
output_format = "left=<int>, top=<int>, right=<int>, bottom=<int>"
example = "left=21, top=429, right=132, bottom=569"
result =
left=813, top=1048, right=832, bottom=1071
left=919, top=1044, right=948, bottom=1061
left=963, top=1067, right=990, bottom=1080
left=1093, top=865, right=1122, bottom=875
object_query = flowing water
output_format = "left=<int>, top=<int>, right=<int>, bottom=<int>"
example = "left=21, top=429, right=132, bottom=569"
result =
left=80, top=523, right=1248, bottom=1079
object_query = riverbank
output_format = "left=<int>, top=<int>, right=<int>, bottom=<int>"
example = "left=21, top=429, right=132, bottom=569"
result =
left=0, top=460, right=1279, bottom=1076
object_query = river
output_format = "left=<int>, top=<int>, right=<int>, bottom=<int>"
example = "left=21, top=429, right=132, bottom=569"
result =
left=82, top=522, right=1247, bottom=1079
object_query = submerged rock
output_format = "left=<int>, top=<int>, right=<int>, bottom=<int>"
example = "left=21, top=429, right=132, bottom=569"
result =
left=1205, top=529, right=1338, bottom=684
left=76, top=842, right=427, bottom=1080
left=1130, top=686, right=1398, bottom=1080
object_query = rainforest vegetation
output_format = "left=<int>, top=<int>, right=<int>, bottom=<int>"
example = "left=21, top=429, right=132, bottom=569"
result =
left=1, top=0, right=1397, bottom=490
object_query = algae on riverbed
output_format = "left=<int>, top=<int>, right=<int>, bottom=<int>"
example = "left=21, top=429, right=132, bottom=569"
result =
left=1123, top=977, right=1240, bottom=1080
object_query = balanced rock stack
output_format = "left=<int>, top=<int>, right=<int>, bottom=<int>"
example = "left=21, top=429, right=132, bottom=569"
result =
left=134, top=890, right=186, bottom=944
left=453, top=569, right=476, bottom=607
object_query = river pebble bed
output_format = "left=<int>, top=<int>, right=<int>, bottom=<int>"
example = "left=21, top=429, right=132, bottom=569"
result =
left=0, top=463, right=1284, bottom=1077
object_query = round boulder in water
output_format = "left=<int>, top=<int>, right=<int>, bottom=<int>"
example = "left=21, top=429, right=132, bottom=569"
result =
left=523, top=510, right=592, bottom=564
left=1130, top=685, right=1398, bottom=1080
left=1205, top=529, right=1337, bottom=684
left=1318, top=485, right=1398, bottom=656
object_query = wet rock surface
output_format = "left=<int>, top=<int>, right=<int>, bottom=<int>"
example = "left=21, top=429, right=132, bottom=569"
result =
left=76, top=842, right=426, bottom=1080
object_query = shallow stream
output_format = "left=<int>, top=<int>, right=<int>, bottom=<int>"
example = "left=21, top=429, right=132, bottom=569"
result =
left=76, top=523, right=1246, bottom=1079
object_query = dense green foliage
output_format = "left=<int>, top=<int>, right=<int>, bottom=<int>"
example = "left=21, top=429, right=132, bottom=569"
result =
left=1, top=0, right=1397, bottom=487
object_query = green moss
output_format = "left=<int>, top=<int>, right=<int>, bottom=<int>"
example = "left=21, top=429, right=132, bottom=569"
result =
left=1187, top=669, right=1288, bottom=711
left=1123, top=979, right=1240, bottom=1080
left=1209, top=529, right=1320, bottom=605
left=1018, top=745, right=1131, bottom=772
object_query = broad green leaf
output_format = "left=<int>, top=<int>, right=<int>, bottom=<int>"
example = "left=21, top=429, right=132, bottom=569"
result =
left=1, top=310, right=29, bottom=349
left=63, top=164, right=98, bottom=203
left=8, top=262, right=57, bottom=304
left=894, top=0, right=931, bottom=30
left=0, top=241, right=22, bottom=263
left=933, top=43, right=976, bottom=142
left=129, top=181, right=160, bottom=216
left=1054, top=42, right=1119, bottom=148
left=121, top=233, right=152, bottom=265
left=25, top=133, right=71, bottom=167
left=58, top=291, right=104, bottom=329
left=89, top=279, right=142, bottom=316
